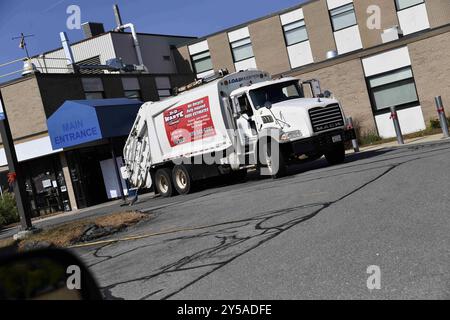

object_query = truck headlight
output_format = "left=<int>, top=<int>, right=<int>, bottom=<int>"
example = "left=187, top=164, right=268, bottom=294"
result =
left=280, top=130, right=303, bottom=142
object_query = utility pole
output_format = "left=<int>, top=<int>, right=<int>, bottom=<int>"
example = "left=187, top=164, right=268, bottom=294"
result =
left=0, top=92, right=32, bottom=230
left=12, top=33, right=34, bottom=59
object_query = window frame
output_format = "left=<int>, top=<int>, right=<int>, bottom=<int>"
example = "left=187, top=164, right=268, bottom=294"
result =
left=394, top=0, right=425, bottom=12
left=329, top=3, right=358, bottom=32
left=230, top=37, right=255, bottom=63
left=82, top=77, right=105, bottom=100
left=84, top=91, right=105, bottom=100
left=190, top=50, right=214, bottom=75
left=282, top=19, right=309, bottom=47
left=366, top=66, right=420, bottom=115
left=124, top=90, right=142, bottom=100
left=248, top=80, right=305, bottom=110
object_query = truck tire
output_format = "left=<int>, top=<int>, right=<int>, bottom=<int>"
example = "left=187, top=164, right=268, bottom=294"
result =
left=259, top=139, right=287, bottom=179
left=155, top=168, right=174, bottom=197
left=172, top=165, right=193, bottom=195
left=325, top=143, right=345, bottom=165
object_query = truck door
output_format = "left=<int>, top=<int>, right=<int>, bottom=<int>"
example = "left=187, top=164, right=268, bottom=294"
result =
left=233, top=94, right=258, bottom=147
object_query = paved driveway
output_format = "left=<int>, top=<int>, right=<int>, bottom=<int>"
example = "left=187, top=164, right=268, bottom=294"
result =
left=23, top=141, right=450, bottom=299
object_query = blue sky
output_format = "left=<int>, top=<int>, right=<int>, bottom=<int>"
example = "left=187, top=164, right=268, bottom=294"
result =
left=0, top=0, right=306, bottom=80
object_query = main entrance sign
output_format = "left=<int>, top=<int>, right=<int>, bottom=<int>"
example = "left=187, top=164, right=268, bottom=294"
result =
left=47, top=99, right=142, bottom=150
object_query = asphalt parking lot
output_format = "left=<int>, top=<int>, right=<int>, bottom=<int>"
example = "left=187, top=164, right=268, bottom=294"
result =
left=59, top=139, right=450, bottom=300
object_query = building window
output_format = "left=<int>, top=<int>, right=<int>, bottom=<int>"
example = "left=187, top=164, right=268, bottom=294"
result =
left=230, top=37, right=254, bottom=62
left=395, top=0, right=424, bottom=11
left=122, top=77, right=141, bottom=100
left=85, top=92, right=104, bottom=100
left=330, top=3, right=357, bottom=32
left=82, top=77, right=104, bottom=99
left=283, top=19, right=308, bottom=46
left=191, top=50, right=213, bottom=74
left=367, top=67, right=419, bottom=112
left=124, top=90, right=141, bottom=100
left=155, top=76, right=172, bottom=99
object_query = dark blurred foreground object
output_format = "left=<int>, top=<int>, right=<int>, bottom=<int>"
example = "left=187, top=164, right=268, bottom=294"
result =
left=0, top=248, right=102, bottom=300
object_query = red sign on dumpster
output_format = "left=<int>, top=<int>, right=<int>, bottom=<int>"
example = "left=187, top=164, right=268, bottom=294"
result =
left=163, top=96, right=216, bottom=147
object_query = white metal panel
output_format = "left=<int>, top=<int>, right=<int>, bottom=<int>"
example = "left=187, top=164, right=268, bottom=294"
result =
left=287, top=41, right=314, bottom=68
left=72, top=33, right=116, bottom=65
left=280, top=8, right=304, bottom=26
left=32, top=49, right=70, bottom=74
left=362, top=47, right=411, bottom=77
left=375, top=106, right=426, bottom=138
left=0, top=136, right=63, bottom=166
left=228, top=27, right=250, bottom=43
left=188, top=40, right=209, bottom=55
left=397, top=3, right=430, bottom=36
left=327, top=0, right=353, bottom=10
left=146, top=82, right=232, bottom=164
left=234, top=57, right=257, bottom=71
left=334, top=25, right=362, bottom=54
left=32, top=33, right=116, bottom=74
left=100, top=157, right=128, bottom=199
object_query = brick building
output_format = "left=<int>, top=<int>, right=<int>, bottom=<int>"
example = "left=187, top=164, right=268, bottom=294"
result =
left=0, top=27, right=194, bottom=215
left=175, top=0, right=450, bottom=138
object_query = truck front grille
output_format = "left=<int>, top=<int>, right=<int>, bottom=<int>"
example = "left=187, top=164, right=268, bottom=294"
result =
left=309, top=104, right=345, bottom=133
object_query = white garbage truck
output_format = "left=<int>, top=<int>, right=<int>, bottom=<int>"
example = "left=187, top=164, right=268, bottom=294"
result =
left=122, top=69, right=355, bottom=197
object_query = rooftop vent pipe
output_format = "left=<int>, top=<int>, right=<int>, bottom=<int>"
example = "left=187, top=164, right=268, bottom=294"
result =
left=113, top=4, right=123, bottom=30
left=113, top=5, right=147, bottom=72
left=60, top=32, right=78, bottom=73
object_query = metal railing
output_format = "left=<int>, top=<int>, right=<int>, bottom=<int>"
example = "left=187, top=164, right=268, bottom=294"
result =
left=0, top=56, right=73, bottom=79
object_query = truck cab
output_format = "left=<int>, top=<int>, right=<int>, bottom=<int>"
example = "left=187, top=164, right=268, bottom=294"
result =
left=228, top=76, right=355, bottom=177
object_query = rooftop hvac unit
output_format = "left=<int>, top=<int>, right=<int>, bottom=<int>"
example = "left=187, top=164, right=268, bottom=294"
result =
left=81, top=22, right=105, bottom=39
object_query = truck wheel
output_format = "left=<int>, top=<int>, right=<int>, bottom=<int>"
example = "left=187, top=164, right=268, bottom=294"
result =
left=172, top=165, right=192, bottom=195
left=325, top=143, right=345, bottom=165
left=260, top=140, right=287, bottom=179
left=155, top=168, right=174, bottom=197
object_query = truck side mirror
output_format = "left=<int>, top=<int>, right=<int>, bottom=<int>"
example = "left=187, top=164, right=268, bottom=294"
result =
left=310, top=79, right=322, bottom=98
left=264, top=100, right=272, bottom=110
left=301, top=79, right=322, bottom=98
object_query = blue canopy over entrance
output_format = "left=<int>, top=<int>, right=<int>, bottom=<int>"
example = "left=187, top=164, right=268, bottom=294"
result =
left=47, top=98, right=142, bottom=150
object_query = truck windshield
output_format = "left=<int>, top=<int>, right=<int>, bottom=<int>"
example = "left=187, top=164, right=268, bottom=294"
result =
left=249, top=81, right=304, bottom=109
